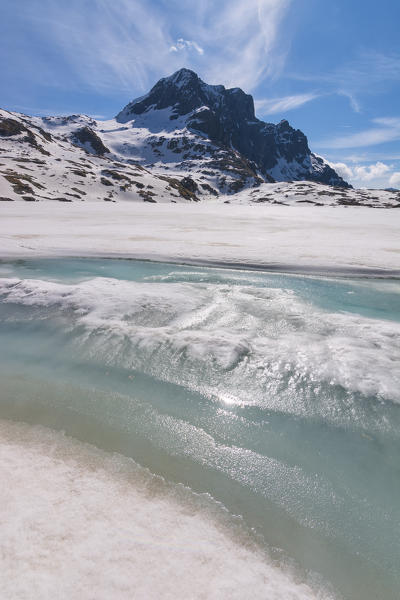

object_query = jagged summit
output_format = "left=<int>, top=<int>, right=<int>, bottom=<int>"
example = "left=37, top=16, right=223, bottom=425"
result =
left=164, top=67, right=203, bottom=88
left=116, top=69, right=349, bottom=188
left=116, top=68, right=255, bottom=123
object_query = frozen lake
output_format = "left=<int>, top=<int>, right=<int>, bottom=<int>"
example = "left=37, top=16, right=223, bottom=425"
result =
left=0, top=258, right=399, bottom=599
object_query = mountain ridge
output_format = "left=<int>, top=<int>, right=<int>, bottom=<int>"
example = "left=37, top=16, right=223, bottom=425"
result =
left=116, top=68, right=349, bottom=189
left=1, top=68, right=400, bottom=206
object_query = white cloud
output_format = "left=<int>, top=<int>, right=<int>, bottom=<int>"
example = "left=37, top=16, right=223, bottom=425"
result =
left=255, top=92, right=318, bottom=115
left=170, top=39, right=204, bottom=55
left=329, top=160, right=397, bottom=188
left=389, top=172, right=400, bottom=187
left=329, top=162, right=354, bottom=181
left=353, top=162, right=391, bottom=181
left=318, top=118, right=400, bottom=149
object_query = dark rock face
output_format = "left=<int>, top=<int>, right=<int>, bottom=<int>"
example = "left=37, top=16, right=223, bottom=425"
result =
left=118, top=69, right=235, bottom=121
left=117, top=69, right=350, bottom=188
left=0, top=118, right=25, bottom=137
left=72, top=127, right=110, bottom=156
left=180, top=176, right=198, bottom=193
left=0, top=116, right=51, bottom=155
left=0, top=117, right=52, bottom=143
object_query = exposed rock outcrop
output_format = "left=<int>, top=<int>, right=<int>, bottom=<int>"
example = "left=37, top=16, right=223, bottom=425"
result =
left=72, top=127, right=110, bottom=156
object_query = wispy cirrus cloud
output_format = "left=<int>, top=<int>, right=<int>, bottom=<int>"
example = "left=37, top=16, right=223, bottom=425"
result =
left=202, top=0, right=292, bottom=89
left=292, top=51, right=400, bottom=113
left=3, top=0, right=176, bottom=93
left=2, top=0, right=293, bottom=97
left=255, top=92, right=318, bottom=116
left=318, top=117, right=400, bottom=149
left=337, top=91, right=361, bottom=114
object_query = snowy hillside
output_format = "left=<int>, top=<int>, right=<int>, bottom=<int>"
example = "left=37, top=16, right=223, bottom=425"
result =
left=1, top=69, right=399, bottom=207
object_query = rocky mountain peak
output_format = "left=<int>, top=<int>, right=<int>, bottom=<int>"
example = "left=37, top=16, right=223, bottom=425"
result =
left=116, top=68, right=255, bottom=124
left=277, top=119, right=291, bottom=130
left=164, top=67, right=200, bottom=88
left=115, top=69, right=349, bottom=187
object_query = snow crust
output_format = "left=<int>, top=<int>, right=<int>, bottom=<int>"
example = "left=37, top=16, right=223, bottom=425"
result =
left=0, top=419, right=333, bottom=600
left=0, top=202, right=399, bottom=273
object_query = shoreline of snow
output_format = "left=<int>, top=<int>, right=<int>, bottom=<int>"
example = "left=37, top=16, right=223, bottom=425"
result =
left=0, top=203, right=399, bottom=275
left=0, top=418, right=334, bottom=600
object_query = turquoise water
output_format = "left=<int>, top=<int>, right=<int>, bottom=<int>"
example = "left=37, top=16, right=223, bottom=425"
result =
left=0, top=258, right=399, bottom=599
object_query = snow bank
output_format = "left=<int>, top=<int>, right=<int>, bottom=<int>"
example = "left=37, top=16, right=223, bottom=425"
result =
left=0, top=419, right=332, bottom=600
left=0, top=203, right=399, bottom=273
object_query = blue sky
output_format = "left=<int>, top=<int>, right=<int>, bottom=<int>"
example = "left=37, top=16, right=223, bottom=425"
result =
left=1, top=0, right=400, bottom=188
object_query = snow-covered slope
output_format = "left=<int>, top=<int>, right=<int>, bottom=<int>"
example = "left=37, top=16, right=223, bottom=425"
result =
left=1, top=69, right=400, bottom=207
left=228, top=180, right=400, bottom=208
left=0, top=108, right=201, bottom=203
